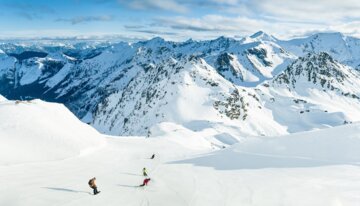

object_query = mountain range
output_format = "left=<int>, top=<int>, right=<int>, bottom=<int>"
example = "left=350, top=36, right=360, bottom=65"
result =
left=1, top=31, right=360, bottom=136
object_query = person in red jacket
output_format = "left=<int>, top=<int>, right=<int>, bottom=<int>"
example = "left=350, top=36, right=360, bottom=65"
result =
left=140, top=178, right=151, bottom=187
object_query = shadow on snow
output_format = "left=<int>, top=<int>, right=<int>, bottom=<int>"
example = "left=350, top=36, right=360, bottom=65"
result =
left=43, top=187, right=92, bottom=195
left=169, top=150, right=360, bottom=170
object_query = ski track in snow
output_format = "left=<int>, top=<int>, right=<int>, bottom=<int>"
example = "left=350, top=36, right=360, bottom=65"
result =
left=188, top=173, right=199, bottom=206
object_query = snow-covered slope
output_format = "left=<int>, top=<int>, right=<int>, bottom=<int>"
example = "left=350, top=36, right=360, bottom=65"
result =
left=92, top=51, right=360, bottom=136
left=92, top=56, right=232, bottom=135
left=0, top=99, right=105, bottom=165
left=255, top=52, right=360, bottom=132
left=180, top=123, right=360, bottom=169
left=2, top=32, right=360, bottom=206
left=92, top=56, right=287, bottom=137
left=1, top=121, right=360, bottom=206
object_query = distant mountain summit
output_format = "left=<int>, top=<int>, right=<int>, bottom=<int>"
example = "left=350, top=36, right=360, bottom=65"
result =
left=248, top=31, right=277, bottom=42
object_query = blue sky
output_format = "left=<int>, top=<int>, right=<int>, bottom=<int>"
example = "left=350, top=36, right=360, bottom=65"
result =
left=0, top=0, right=360, bottom=41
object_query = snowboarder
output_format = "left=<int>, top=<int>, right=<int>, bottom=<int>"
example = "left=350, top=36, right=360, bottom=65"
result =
left=140, top=178, right=151, bottom=187
left=88, top=177, right=100, bottom=195
left=143, top=167, right=148, bottom=176
left=150, top=154, right=155, bottom=159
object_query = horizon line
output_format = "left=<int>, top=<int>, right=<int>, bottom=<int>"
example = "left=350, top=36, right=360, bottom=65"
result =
left=0, top=30, right=353, bottom=43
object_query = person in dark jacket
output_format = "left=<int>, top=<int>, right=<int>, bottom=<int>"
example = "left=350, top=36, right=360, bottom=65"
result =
left=143, top=168, right=148, bottom=176
left=150, top=154, right=155, bottom=159
left=88, top=177, right=100, bottom=195
left=140, top=178, right=151, bottom=187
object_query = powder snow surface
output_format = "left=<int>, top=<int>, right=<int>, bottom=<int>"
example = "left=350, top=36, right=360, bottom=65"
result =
left=0, top=99, right=105, bottom=165
left=1, top=100, right=360, bottom=206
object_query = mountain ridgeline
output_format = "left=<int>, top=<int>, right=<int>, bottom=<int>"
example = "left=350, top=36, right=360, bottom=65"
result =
left=1, top=32, right=360, bottom=136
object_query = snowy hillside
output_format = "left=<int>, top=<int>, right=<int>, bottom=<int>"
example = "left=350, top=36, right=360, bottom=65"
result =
left=180, top=123, right=360, bottom=169
left=0, top=98, right=105, bottom=165
left=257, top=52, right=360, bottom=132
left=1, top=118, right=360, bottom=205
left=94, top=51, right=360, bottom=136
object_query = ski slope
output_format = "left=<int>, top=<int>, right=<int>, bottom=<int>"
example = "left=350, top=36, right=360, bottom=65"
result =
left=1, top=98, right=360, bottom=206
left=0, top=98, right=105, bottom=165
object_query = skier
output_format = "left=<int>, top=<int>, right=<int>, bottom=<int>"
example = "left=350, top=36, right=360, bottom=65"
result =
left=143, top=167, right=148, bottom=176
left=140, top=178, right=151, bottom=187
left=88, top=177, right=100, bottom=195
left=150, top=154, right=155, bottom=159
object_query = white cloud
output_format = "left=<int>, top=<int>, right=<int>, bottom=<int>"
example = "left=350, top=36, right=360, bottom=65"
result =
left=151, top=14, right=327, bottom=39
left=328, top=21, right=360, bottom=38
left=136, top=0, right=360, bottom=40
left=5, top=0, right=360, bottom=41
left=118, top=0, right=188, bottom=13
left=56, top=15, right=114, bottom=25
left=253, top=0, right=360, bottom=23
left=209, top=0, right=239, bottom=5
left=156, top=15, right=266, bottom=32
left=203, top=0, right=360, bottom=23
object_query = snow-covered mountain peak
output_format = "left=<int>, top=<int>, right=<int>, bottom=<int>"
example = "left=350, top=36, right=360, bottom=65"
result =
left=214, top=36, right=234, bottom=42
left=251, top=31, right=274, bottom=39
left=279, top=32, right=358, bottom=64
left=274, top=52, right=339, bottom=83
left=272, top=52, right=360, bottom=98
left=243, top=31, right=277, bottom=43
left=138, top=37, right=169, bottom=48
left=207, top=36, right=237, bottom=49
left=250, top=31, right=266, bottom=38
left=310, top=32, right=345, bottom=41
left=184, top=38, right=194, bottom=43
